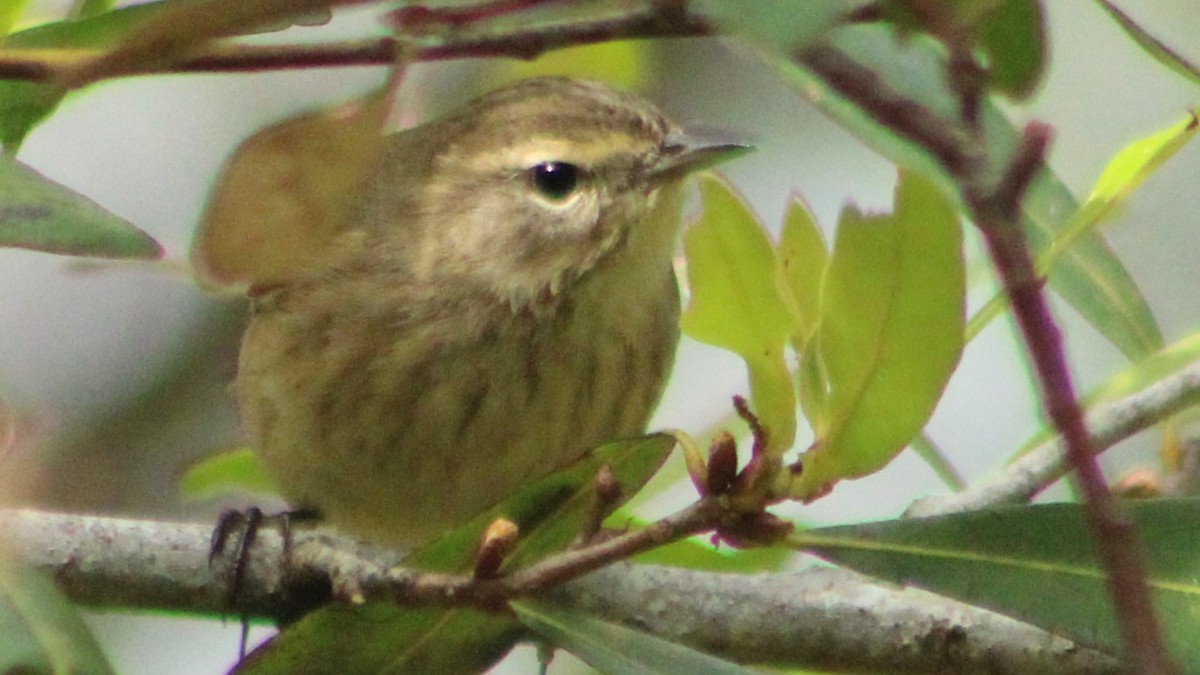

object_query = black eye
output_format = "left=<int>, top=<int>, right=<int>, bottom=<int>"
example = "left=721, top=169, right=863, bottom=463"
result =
left=530, top=161, right=580, bottom=200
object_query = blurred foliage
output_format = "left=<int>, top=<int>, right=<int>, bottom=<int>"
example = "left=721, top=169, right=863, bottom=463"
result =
left=0, top=558, right=114, bottom=675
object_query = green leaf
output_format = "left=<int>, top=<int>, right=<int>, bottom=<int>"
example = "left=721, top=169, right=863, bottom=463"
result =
left=407, top=434, right=675, bottom=572
left=978, top=0, right=1047, bottom=98
left=791, top=170, right=964, bottom=499
left=682, top=174, right=797, bottom=454
left=239, top=435, right=675, bottom=674
left=772, top=24, right=1163, bottom=360
left=777, top=195, right=829, bottom=350
left=236, top=606, right=521, bottom=675
left=698, top=0, right=872, bottom=54
left=513, top=601, right=758, bottom=675
left=0, top=154, right=162, bottom=258
left=0, top=558, right=114, bottom=675
left=968, top=112, right=1198, bottom=342
left=877, top=0, right=1046, bottom=98
left=0, top=1, right=175, bottom=149
left=794, top=499, right=1200, bottom=667
left=179, top=447, right=278, bottom=500
left=1093, top=0, right=1200, bottom=86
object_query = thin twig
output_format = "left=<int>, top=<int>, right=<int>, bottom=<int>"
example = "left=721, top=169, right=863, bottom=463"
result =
left=0, top=7, right=713, bottom=82
left=909, top=358, right=1200, bottom=517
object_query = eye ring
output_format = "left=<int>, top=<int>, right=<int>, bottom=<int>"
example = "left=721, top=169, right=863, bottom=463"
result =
left=530, top=161, right=580, bottom=201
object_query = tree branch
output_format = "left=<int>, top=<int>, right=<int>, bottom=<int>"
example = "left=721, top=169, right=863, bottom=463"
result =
left=911, top=358, right=1200, bottom=517
left=0, top=508, right=1118, bottom=674
left=0, top=6, right=713, bottom=82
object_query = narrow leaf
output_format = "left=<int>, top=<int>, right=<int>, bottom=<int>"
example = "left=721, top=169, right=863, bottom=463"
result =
left=1093, top=0, right=1200, bottom=85
left=0, top=154, right=162, bottom=259
left=682, top=174, right=797, bottom=454
left=514, top=601, right=758, bottom=675
left=967, top=112, right=1197, bottom=343
left=1085, top=332, right=1200, bottom=405
left=909, top=432, right=966, bottom=491
left=794, top=499, right=1200, bottom=668
left=792, top=170, right=964, bottom=499
left=0, top=558, right=114, bottom=675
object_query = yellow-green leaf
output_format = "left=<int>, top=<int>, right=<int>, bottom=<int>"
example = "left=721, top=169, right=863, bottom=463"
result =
left=0, top=0, right=32, bottom=36
left=793, top=499, right=1200, bottom=668
left=792, top=170, right=964, bottom=499
left=1086, top=332, right=1200, bottom=406
left=494, top=40, right=650, bottom=91
left=777, top=195, right=829, bottom=350
left=682, top=174, right=797, bottom=454
left=631, top=532, right=793, bottom=573
left=179, top=447, right=278, bottom=500
left=968, top=112, right=1197, bottom=343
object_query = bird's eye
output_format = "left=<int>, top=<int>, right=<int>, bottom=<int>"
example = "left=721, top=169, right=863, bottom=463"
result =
left=530, top=161, right=580, bottom=200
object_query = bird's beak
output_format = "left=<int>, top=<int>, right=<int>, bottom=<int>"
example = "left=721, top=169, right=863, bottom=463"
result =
left=649, top=130, right=752, bottom=184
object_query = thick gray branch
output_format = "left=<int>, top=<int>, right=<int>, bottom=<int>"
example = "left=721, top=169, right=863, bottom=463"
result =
left=1, top=508, right=1117, bottom=673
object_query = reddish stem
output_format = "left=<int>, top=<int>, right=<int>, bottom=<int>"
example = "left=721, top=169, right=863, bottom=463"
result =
left=973, top=124, right=1174, bottom=674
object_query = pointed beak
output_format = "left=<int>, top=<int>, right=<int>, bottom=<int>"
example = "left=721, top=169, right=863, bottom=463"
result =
left=648, top=130, right=752, bottom=184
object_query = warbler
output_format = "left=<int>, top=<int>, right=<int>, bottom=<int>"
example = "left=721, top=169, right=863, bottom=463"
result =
left=233, top=76, right=746, bottom=547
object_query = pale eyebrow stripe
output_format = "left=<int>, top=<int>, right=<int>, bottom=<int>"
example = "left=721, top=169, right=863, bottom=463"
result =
left=465, top=134, right=650, bottom=173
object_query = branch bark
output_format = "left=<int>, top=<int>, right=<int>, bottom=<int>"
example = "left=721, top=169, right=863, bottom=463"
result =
left=911, top=358, right=1200, bottom=517
left=0, top=508, right=1118, bottom=674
